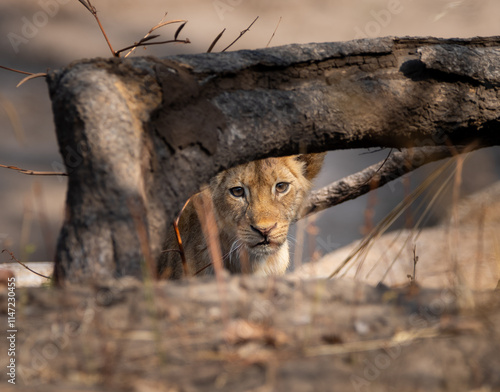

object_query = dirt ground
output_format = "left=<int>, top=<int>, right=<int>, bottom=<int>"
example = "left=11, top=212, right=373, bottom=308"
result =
left=2, top=0, right=500, bottom=263
left=1, top=276, right=499, bottom=392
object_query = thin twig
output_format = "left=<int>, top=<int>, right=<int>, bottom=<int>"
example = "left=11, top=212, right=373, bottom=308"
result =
left=266, top=16, right=282, bottom=48
left=116, top=38, right=190, bottom=56
left=172, top=197, right=192, bottom=277
left=222, top=16, right=259, bottom=52
left=1, top=249, right=51, bottom=279
left=78, top=0, right=116, bottom=56
left=195, top=262, right=213, bottom=276
left=172, top=222, right=188, bottom=276
left=0, top=163, right=67, bottom=176
left=17, top=73, right=47, bottom=88
left=0, top=65, right=34, bottom=76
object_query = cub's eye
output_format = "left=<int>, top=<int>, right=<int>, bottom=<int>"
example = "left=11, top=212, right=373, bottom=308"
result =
left=229, top=186, right=245, bottom=198
left=275, top=182, right=290, bottom=194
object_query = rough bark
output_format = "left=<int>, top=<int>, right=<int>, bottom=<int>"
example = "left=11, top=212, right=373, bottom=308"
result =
left=47, top=36, right=500, bottom=282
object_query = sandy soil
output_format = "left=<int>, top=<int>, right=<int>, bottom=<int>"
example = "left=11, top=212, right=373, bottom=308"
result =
left=1, top=0, right=500, bottom=263
left=1, top=276, right=500, bottom=391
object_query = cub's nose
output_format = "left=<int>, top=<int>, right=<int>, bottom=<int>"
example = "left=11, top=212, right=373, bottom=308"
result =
left=250, top=223, right=277, bottom=239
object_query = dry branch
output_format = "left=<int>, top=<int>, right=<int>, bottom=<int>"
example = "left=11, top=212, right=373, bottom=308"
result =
left=0, top=163, right=67, bottom=176
left=301, top=146, right=475, bottom=218
left=47, top=36, right=500, bottom=282
left=78, top=0, right=117, bottom=56
left=1, top=249, right=51, bottom=279
left=0, top=65, right=34, bottom=76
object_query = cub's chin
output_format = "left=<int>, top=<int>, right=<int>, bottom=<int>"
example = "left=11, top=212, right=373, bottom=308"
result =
left=248, top=239, right=286, bottom=257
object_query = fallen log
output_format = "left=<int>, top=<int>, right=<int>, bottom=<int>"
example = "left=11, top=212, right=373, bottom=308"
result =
left=47, top=36, right=500, bottom=282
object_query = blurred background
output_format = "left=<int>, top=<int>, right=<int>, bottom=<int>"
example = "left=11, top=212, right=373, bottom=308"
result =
left=1, top=0, right=499, bottom=265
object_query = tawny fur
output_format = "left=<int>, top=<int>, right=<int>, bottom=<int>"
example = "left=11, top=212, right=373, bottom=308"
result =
left=158, top=153, right=325, bottom=279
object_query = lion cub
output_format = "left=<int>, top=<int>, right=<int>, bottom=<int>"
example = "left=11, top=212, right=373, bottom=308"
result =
left=159, top=153, right=325, bottom=279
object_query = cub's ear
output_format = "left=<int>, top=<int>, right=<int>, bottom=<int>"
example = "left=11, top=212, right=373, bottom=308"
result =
left=295, top=152, right=326, bottom=180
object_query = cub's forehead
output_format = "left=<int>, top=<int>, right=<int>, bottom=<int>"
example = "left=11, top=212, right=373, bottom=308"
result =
left=225, top=157, right=304, bottom=186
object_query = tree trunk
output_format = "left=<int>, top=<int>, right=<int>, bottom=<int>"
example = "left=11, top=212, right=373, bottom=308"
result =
left=47, top=36, right=500, bottom=282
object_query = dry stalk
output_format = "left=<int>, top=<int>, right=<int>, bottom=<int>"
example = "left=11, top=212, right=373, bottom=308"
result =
left=20, top=195, right=33, bottom=263
left=370, top=165, right=457, bottom=283
left=266, top=16, right=282, bottom=48
left=0, top=94, right=25, bottom=143
left=207, top=29, right=226, bottom=53
left=32, top=182, right=54, bottom=259
left=115, top=38, right=190, bottom=57
left=0, top=65, right=46, bottom=87
left=192, top=192, right=229, bottom=326
left=222, top=16, right=259, bottom=52
left=78, top=0, right=117, bottom=57
left=122, top=16, right=189, bottom=58
left=328, top=157, right=457, bottom=280
left=127, top=199, right=156, bottom=280
left=0, top=65, right=34, bottom=76
left=172, top=197, right=191, bottom=277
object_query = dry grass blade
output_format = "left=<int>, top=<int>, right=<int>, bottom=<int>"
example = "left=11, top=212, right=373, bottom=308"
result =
left=266, top=16, right=282, bottom=48
left=192, top=193, right=229, bottom=327
left=327, top=158, right=456, bottom=279
left=207, top=28, right=226, bottom=53
left=151, top=19, right=187, bottom=32
left=0, top=163, right=67, bottom=176
left=1, top=249, right=51, bottom=279
left=116, top=39, right=190, bottom=56
left=138, top=35, right=161, bottom=44
left=16, top=73, right=47, bottom=88
left=0, top=94, right=25, bottom=144
left=366, top=167, right=457, bottom=282
left=127, top=199, right=157, bottom=279
left=77, top=0, right=94, bottom=13
left=172, top=197, right=191, bottom=277
left=222, top=16, right=259, bottom=52
left=174, top=21, right=187, bottom=41
left=124, top=15, right=187, bottom=58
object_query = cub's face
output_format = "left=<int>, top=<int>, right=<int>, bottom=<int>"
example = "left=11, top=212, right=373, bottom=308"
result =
left=209, top=155, right=324, bottom=265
